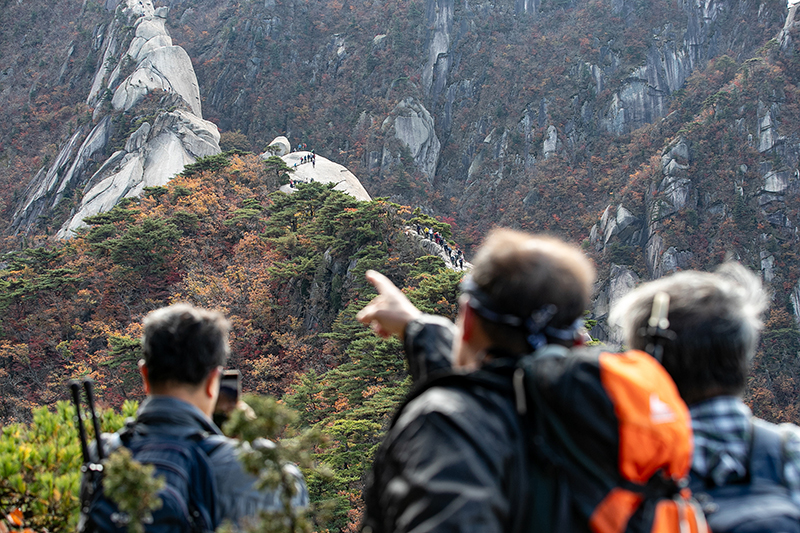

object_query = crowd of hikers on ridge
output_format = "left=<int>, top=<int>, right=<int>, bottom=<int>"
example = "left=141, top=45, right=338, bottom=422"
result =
left=287, top=143, right=316, bottom=188
left=414, top=223, right=465, bottom=269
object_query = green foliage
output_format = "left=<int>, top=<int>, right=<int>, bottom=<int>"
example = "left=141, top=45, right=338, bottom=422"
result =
left=83, top=200, right=138, bottom=226
left=732, top=193, right=757, bottom=231
left=264, top=155, right=294, bottom=185
left=180, top=153, right=233, bottom=177
left=0, top=246, right=80, bottom=313
left=0, top=401, right=135, bottom=532
left=93, top=217, right=181, bottom=271
left=283, top=268, right=461, bottom=530
left=171, top=211, right=201, bottom=234
left=605, top=242, right=638, bottom=265
left=221, top=395, right=334, bottom=533
left=219, top=130, right=253, bottom=153
left=0, top=147, right=465, bottom=529
left=143, top=186, right=169, bottom=201
left=86, top=223, right=118, bottom=243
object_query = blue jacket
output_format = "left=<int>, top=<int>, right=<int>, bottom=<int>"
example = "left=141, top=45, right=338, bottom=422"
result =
left=104, top=396, right=308, bottom=528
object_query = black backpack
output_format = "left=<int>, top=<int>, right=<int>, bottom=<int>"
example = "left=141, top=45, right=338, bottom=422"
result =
left=70, top=380, right=221, bottom=533
left=380, top=346, right=707, bottom=533
left=690, top=418, right=800, bottom=533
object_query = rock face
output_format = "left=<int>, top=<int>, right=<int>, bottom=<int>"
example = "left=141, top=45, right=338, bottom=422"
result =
left=381, top=98, right=441, bottom=183
left=591, top=264, right=640, bottom=343
left=780, top=2, right=800, bottom=52
left=599, top=0, right=779, bottom=134
left=12, top=0, right=219, bottom=238
left=422, top=0, right=454, bottom=103
left=599, top=42, right=691, bottom=135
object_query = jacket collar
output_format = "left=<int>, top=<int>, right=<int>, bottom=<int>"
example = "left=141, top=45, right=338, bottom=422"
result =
left=136, top=395, right=223, bottom=436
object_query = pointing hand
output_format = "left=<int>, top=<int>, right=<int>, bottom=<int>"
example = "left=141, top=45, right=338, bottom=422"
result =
left=356, top=270, right=422, bottom=341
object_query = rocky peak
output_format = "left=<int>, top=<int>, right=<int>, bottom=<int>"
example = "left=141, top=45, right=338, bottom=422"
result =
left=12, top=0, right=219, bottom=238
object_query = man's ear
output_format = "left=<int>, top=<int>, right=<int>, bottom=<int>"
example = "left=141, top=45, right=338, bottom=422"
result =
left=138, top=359, right=151, bottom=394
left=205, top=366, right=223, bottom=399
left=462, top=302, right=477, bottom=342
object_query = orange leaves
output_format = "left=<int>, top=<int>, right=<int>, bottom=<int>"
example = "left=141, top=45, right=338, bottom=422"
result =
left=1, top=509, right=35, bottom=533
left=333, top=396, right=350, bottom=413
left=6, top=510, right=22, bottom=527
left=361, top=385, right=383, bottom=398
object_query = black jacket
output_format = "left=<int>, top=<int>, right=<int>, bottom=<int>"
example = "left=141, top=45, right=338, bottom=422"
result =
left=362, top=316, right=529, bottom=533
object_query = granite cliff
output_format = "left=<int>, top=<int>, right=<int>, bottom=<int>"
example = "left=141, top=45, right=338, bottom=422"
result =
left=10, top=0, right=220, bottom=238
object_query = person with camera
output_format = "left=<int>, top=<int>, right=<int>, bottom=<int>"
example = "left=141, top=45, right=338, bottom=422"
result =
left=80, top=303, right=307, bottom=531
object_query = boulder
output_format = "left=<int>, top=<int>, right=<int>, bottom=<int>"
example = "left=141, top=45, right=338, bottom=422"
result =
left=761, top=251, right=775, bottom=283
left=135, top=15, right=167, bottom=41
left=591, top=264, right=640, bottom=342
left=149, top=109, right=220, bottom=159
left=543, top=125, right=559, bottom=158
left=763, top=170, right=789, bottom=193
left=265, top=136, right=291, bottom=156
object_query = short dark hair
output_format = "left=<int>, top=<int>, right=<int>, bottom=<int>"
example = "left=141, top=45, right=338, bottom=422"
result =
left=469, top=229, right=596, bottom=354
left=142, top=303, right=230, bottom=387
left=610, top=263, right=767, bottom=404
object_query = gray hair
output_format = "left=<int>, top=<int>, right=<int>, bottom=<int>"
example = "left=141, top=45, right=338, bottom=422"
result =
left=609, top=263, right=768, bottom=404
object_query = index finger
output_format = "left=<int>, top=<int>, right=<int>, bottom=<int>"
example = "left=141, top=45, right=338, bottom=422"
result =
left=365, top=270, right=401, bottom=296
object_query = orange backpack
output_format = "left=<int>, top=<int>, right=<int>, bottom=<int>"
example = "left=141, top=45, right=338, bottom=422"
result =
left=512, top=346, right=708, bottom=533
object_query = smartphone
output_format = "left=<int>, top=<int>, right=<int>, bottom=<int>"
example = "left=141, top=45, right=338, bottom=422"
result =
left=214, top=369, right=241, bottom=423
left=219, top=369, right=241, bottom=401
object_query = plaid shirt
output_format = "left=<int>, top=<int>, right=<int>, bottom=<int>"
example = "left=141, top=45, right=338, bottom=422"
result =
left=690, top=395, right=800, bottom=506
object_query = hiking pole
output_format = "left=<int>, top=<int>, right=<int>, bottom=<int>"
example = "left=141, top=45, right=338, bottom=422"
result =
left=82, top=379, right=105, bottom=461
left=69, top=380, right=91, bottom=465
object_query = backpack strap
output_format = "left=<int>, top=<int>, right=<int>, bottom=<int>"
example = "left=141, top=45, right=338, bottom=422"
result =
left=749, top=419, right=788, bottom=486
left=119, top=420, right=224, bottom=532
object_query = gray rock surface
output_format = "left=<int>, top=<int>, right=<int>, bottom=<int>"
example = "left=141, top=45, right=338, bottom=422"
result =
left=543, top=125, right=559, bottom=159
left=266, top=136, right=291, bottom=156
left=591, top=264, right=640, bottom=343
left=12, top=0, right=220, bottom=238
left=58, top=108, right=220, bottom=238
left=422, top=0, right=454, bottom=100
left=111, top=7, right=202, bottom=117
left=382, top=98, right=441, bottom=183
left=780, top=3, right=800, bottom=52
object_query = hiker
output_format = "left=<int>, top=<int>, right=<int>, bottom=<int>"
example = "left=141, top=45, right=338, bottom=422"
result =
left=86, top=304, right=308, bottom=529
left=358, top=231, right=583, bottom=529
left=611, top=264, right=800, bottom=529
